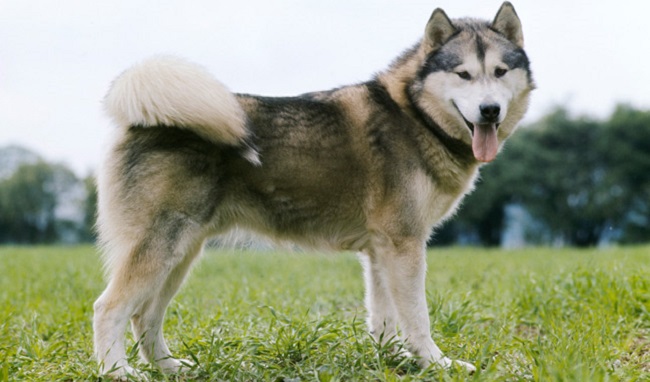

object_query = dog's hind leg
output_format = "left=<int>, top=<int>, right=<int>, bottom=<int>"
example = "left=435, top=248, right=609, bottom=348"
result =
left=93, top=212, right=204, bottom=377
left=93, top=277, right=138, bottom=378
left=130, top=238, right=204, bottom=373
left=379, top=238, right=476, bottom=372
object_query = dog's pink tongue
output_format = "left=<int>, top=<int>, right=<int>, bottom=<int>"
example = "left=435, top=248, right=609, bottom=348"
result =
left=472, top=124, right=499, bottom=162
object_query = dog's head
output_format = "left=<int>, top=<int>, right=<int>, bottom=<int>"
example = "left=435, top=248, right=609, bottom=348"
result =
left=414, top=2, right=535, bottom=162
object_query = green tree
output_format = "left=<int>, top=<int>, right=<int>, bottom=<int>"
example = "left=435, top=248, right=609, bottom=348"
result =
left=0, top=161, right=79, bottom=243
left=78, top=175, right=98, bottom=242
left=0, top=145, right=40, bottom=179
left=504, top=109, right=616, bottom=246
left=602, top=105, right=650, bottom=243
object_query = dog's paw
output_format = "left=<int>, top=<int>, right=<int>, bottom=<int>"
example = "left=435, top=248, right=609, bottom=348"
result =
left=450, top=359, right=477, bottom=373
left=158, top=358, right=195, bottom=374
left=419, top=356, right=476, bottom=373
left=436, top=357, right=476, bottom=373
left=103, top=365, right=148, bottom=381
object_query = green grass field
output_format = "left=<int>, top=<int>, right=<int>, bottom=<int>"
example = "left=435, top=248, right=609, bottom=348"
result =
left=1, top=246, right=649, bottom=381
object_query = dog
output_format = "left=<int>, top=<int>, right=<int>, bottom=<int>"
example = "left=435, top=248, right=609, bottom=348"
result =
left=93, top=2, right=533, bottom=377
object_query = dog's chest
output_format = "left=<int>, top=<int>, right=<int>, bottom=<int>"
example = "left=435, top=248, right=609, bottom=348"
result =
left=410, top=168, right=479, bottom=229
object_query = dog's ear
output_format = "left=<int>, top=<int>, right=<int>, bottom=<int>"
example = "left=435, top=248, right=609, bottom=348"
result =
left=423, top=8, right=456, bottom=52
left=492, top=2, right=524, bottom=48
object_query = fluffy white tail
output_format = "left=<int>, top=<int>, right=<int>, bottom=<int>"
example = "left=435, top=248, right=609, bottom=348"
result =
left=104, top=56, right=248, bottom=147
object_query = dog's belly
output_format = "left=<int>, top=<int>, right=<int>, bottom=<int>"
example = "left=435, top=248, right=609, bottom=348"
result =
left=221, top=157, right=371, bottom=250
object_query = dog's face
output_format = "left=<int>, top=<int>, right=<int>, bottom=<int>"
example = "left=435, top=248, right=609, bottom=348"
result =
left=417, top=2, right=534, bottom=162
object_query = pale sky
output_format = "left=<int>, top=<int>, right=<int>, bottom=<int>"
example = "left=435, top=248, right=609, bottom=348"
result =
left=1, top=0, right=649, bottom=175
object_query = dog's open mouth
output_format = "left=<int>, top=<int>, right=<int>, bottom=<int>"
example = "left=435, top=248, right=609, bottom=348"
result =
left=453, top=103, right=500, bottom=163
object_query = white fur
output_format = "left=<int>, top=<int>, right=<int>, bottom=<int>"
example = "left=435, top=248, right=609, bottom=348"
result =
left=104, top=56, right=248, bottom=146
left=360, top=233, right=476, bottom=372
left=422, top=53, right=530, bottom=148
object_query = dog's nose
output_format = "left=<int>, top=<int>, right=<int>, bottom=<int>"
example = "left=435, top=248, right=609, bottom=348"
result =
left=479, top=103, right=500, bottom=122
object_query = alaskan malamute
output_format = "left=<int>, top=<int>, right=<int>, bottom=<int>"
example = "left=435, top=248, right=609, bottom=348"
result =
left=94, top=2, right=534, bottom=377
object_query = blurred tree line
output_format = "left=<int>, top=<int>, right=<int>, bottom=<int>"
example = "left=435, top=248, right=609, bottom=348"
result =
left=0, top=146, right=96, bottom=244
left=0, top=104, right=648, bottom=246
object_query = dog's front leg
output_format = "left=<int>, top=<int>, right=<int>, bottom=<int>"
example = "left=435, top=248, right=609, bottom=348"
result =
left=358, top=252, right=399, bottom=346
left=384, top=240, right=476, bottom=372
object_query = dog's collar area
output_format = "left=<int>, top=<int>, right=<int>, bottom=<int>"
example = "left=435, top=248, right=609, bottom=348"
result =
left=406, top=98, right=475, bottom=163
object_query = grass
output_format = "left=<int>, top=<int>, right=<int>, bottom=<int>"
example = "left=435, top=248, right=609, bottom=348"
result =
left=1, top=245, right=649, bottom=381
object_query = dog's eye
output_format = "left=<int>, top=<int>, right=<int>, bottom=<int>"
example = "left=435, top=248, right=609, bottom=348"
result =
left=457, top=71, right=471, bottom=80
left=495, top=68, right=508, bottom=78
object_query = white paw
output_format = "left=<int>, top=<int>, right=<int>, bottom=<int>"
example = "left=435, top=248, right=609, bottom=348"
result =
left=451, top=358, right=477, bottom=373
left=158, top=357, right=195, bottom=374
left=419, top=356, right=476, bottom=373
left=103, top=365, right=148, bottom=381
left=436, top=357, right=476, bottom=373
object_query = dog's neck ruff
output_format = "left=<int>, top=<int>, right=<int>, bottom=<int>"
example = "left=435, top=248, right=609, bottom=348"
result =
left=405, top=90, right=475, bottom=163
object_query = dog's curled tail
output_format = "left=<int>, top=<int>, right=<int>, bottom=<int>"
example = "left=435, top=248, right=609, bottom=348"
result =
left=104, top=56, right=259, bottom=164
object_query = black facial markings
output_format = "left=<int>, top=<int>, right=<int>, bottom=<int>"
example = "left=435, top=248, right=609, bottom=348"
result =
left=502, top=48, right=530, bottom=71
left=419, top=47, right=462, bottom=79
left=475, top=35, right=486, bottom=64
left=502, top=48, right=533, bottom=83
